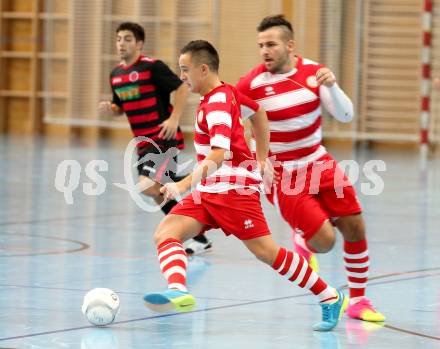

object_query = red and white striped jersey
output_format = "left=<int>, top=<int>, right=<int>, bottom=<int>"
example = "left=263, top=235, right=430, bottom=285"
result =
left=194, top=83, right=262, bottom=193
left=237, top=56, right=328, bottom=169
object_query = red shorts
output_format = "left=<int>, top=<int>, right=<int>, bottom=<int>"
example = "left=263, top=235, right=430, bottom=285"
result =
left=170, top=190, right=271, bottom=240
left=267, top=153, right=362, bottom=240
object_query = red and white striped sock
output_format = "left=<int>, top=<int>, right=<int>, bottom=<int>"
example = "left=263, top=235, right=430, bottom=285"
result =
left=272, top=247, right=337, bottom=304
left=157, top=238, right=188, bottom=292
left=344, top=239, right=369, bottom=305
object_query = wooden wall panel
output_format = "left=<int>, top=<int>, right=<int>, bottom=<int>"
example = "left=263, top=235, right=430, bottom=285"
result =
left=39, top=0, right=71, bottom=137
left=0, top=0, right=38, bottom=135
left=0, top=1, right=5, bottom=132
left=43, top=97, right=66, bottom=118
left=1, top=0, right=435, bottom=146
left=218, top=0, right=282, bottom=84
left=41, top=0, right=69, bottom=13
left=40, top=20, right=69, bottom=53
left=321, top=0, right=356, bottom=138
left=5, top=58, right=31, bottom=90
left=430, top=0, right=440, bottom=144
left=3, top=0, right=35, bottom=12
left=5, top=19, right=34, bottom=52
left=41, top=60, right=68, bottom=93
left=359, top=0, right=422, bottom=142
left=291, top=0, right=322, bottom=61
left=6, top=98, right=30, bottom=133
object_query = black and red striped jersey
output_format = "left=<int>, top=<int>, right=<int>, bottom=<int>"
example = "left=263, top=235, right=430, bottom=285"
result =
left=110, top=55, right=184, bottom=150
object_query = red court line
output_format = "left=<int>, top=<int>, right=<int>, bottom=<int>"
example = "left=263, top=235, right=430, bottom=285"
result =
left=0, top=232, right=89, bottom=257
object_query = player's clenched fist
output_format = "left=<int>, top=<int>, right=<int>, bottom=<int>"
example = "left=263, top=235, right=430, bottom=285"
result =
left=316, top=68, right=336, bottom=87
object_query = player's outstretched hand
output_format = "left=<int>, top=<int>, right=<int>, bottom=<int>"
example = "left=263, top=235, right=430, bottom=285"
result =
left=98, top=101, right=122, bottom=118
left=259, top=158, right=280, bottom=193
left=160, top=182, right=182, bottom=201
left=159, top=118, right=179, bottom=140
left=316, top=68, right=336, bottom=87
left=98, top=101, right=113, bottom=116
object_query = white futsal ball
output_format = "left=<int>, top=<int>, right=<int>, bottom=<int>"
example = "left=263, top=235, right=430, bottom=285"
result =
left=82, top=288, right=120, bottom=326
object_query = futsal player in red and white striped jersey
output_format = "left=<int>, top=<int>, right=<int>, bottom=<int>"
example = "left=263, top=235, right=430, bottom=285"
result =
left=143, top=40, right=347, bottom=331
left=236, top=15, right=385, bottom=322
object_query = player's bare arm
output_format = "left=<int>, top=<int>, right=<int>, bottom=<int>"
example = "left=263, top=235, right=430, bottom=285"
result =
left=160, top=147, right=226, bottom=201
left=159, top=83, right=190, bottom=140
left=248, top=107, right=269, bottom=166
left=248, top=107, right=279, bottom=186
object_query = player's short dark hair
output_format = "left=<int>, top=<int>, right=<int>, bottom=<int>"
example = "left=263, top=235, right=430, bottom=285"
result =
left=180, top=40, right=219, bottom=72
left=116, top=22, right=145, bottom=42
left=257, top=14, right=294, bottom=41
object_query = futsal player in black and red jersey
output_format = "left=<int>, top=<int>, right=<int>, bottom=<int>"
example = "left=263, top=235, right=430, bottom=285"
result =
left=99, top=22, right=212, bottom=254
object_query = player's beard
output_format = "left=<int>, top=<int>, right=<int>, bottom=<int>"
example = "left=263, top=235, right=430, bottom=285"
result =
left=268, top=51, right=291, bottom=74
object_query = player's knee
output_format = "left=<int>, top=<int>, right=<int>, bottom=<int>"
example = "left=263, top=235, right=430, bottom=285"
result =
left=314, top=237, right=335, bottom=253
left=309, top=230, right=336, bottom=253
left=153, top=227, right=172, bottom=246
left=152, top=230, right=163, bottom=245
left=337, top=215, right=366, bottom=242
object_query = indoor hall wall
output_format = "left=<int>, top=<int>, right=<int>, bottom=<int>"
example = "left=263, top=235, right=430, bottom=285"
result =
left=1, top=0, right=436, bottom=148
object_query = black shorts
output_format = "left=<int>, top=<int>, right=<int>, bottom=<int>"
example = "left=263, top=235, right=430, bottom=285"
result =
left=137, top=146, right=179, bottom=184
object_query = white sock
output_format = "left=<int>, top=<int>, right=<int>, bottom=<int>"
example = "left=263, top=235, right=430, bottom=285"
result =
left=349, top=296, right=364, bottom=305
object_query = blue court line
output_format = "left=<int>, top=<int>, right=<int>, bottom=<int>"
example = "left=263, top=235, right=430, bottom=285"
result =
left=2, top=266, right=439, bottom=296
left=0, top=284, right=255, bottom=302
left=0, top=269, right=439, bottom=342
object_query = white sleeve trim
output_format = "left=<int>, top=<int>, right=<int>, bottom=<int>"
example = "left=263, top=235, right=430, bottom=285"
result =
left=210, top=134, right=230, bottom=150
left=240, top=104, right=256, bottom=120
left=208, top=92, right=227, bottom=104
left=206, top=111, right=232, bottom=130
left=319, top=83, right=354, bottom=123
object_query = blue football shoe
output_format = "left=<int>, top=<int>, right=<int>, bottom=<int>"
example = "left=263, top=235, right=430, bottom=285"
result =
left=143, top=289, right=196, bottom=313
left=313, top=289, right=348, bottom=331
